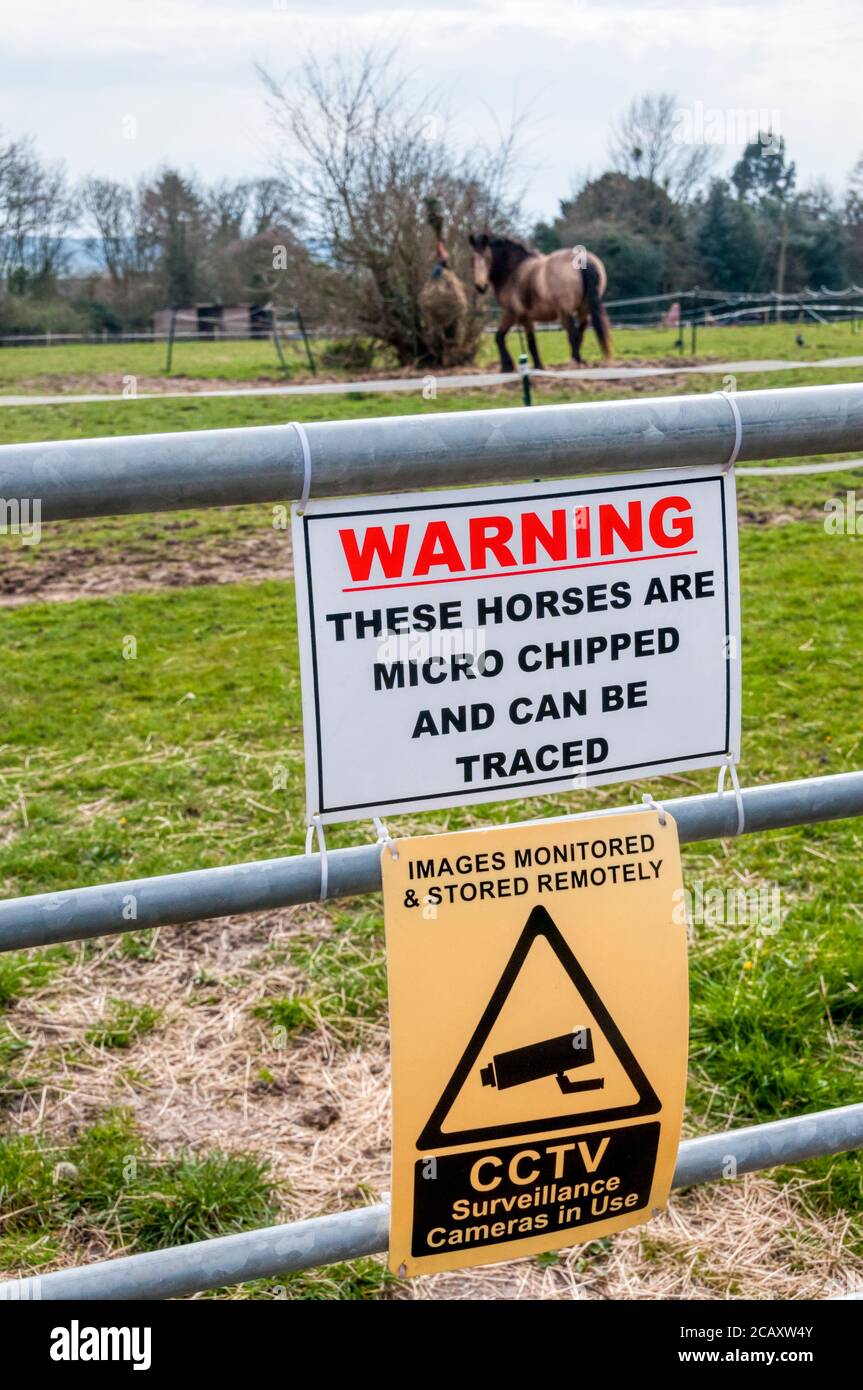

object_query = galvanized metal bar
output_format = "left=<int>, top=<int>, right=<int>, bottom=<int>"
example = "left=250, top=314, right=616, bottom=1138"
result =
left=1, top=770, right=861, bottom=952
left=0, top=1204, right=390, bottom=1303
left=3, top=1104, right=860, bottom=1301
left=670, top=1103, right=863, bottom=1186
left=1, top=383, right=862, bottom=522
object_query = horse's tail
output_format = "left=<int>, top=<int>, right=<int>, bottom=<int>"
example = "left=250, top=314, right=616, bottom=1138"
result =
left=582, top=259, right=613, bottom=360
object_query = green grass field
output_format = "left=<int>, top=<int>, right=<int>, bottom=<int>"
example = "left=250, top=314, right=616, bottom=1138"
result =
left=0, top=340, right=861, bottom=1298
left=1, top=319, right=863, bottom=390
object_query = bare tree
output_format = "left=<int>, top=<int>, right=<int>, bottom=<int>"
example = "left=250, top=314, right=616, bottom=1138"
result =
left=247, top=178, right=294, bottom=236
left=80, top=169, right=308, bottom=312
left=610, top=92, right=715, bottom=203
left=196, top=175, right=307, bottom=305
left=845, top=154, right=863, bottom=283
left=0, top=133, right=77, bottom=289
left=81, top=178, right=129, bottom=283
left=259, top=47, right=520, bottom=365
left=206, top=179, right=251, bottom=243
left=80, top=177, right=160, bottom=290
left=202, top=177, right=296, bottom=242
left=0, top=134, right=31, bottom=280
left=846, top=154, right=863, bottom=222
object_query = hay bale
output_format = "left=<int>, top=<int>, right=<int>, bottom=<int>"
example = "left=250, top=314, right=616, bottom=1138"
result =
left=419, top=268, right=470, bottom=366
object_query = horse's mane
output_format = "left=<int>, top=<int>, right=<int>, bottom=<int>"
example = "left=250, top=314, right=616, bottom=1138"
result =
left=485, top=235, right=537, bottom=288
left=488, top=235, right=536, bottom=257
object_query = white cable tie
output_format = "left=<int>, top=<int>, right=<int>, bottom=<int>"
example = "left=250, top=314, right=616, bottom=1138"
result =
left=715, top=390, right=743, bottom=470
left=291, top=421, right=313, bottom=514
left=717, top=754, right=746, bottom=836
left=642, top=791, right=667, bottom=827
left=373, top=815, right=399, bottom=860
left=305, top=813, right=329, bottom=900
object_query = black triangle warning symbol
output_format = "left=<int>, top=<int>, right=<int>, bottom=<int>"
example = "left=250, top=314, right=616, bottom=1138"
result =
left=417, top=905, right=660, bottom=1150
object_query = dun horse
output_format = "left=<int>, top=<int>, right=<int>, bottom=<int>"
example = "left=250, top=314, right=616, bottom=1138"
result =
left=469, top=234, right=613, bottom=372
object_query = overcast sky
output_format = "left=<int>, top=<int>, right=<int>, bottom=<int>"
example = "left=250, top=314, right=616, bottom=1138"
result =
left=2, top=0, right=861, bottom=223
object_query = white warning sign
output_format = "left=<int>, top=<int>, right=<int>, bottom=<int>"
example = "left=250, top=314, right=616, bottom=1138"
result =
left=292, top=467, right=740, bottom=823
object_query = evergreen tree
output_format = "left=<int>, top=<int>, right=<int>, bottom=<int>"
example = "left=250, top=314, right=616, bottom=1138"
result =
left=140, top=170, right=206, bottom=307
left=731, top=133, right=796, bottom=205
left=696, top=180, right=763, bottom=290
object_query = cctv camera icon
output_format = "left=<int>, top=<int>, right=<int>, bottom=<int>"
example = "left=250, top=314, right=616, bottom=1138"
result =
left=480, top=1028, right=605, bottom=1096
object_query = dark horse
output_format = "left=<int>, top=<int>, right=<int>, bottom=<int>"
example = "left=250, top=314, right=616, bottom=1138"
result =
left=469, top=234, right=613, bottom=372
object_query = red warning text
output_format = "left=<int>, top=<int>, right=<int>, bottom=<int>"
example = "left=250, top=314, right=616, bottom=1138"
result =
left=338, top=496, right=696, bottom=589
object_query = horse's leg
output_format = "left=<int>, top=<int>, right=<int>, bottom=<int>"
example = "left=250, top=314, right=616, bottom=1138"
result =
left=578, top=306, right=593, bottom=361
left=564, top=314, right=585, bottom=365
left=495, top=311, right=516, bottom=373
left=526, top=322, right=543, bottom=370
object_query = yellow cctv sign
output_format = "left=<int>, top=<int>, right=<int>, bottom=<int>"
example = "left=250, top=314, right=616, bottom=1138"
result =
left=382, top=810, right=688, bottom=1276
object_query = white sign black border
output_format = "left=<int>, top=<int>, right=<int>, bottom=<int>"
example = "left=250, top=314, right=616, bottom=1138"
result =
left=293, top=469, right=741, bottom=823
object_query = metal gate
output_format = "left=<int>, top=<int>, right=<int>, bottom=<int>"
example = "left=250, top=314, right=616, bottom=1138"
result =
left=1, top=382, right=862, bottom=1299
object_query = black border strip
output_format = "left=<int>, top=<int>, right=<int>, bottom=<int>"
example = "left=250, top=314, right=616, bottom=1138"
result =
left=302, top=512, right=326, bottom=810
left=321, top=749, right=730, bottom=815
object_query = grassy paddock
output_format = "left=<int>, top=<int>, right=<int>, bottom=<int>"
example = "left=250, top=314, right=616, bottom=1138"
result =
left=1, top=319, right=863, bottom=389
left=0, top=368, right=861, bottom=1293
